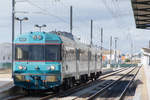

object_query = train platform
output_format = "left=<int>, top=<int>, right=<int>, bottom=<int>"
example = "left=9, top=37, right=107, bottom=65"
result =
left=0, top=69, right=13, bottom=92
left=133, top=66, right=149, bottom=100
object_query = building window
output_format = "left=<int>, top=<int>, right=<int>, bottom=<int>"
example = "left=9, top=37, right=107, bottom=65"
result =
left=3, top=56, right=5, bottom=60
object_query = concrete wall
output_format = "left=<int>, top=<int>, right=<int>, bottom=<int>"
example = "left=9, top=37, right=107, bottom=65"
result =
left=141, top=55, right=149, bottom=66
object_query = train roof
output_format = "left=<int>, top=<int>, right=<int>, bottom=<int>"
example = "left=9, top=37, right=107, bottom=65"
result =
left=57, top=32, right=101, bottom=53
left=14, top=32, right=62, bottom=44
left=14, top=31, right=101, bottom=53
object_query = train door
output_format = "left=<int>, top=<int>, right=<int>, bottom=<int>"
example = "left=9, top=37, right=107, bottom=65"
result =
left=61, top=46, right=67, bottom=75
left=95, top=54, right=97, bottom=73
left=76, top=48, right=80, bottom=79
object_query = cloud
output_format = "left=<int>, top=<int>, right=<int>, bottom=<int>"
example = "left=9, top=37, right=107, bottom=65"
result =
left=0, top=0, right=150, bottom=53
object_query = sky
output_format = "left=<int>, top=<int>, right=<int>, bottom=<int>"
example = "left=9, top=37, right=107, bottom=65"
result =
left=0, top=0, right=150, bottom=54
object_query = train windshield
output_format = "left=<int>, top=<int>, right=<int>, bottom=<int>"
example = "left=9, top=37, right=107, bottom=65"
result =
left=15, top=45, right=61, bottom=61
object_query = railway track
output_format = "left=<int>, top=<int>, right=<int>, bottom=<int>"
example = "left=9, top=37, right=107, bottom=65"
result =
left=4, top=94, right=26, bottom=100
left=49, top=67, right=134, bottom=100
left=39, top=67, right=129, bottom=100
left=87, top=67, right=140, bottom=100
left=3, top=67, right=130, bottom=100
left=56, top=66, right=139, bottom=100
left=68, top=66, right=140, bottom=100
left=117, top=66, right=141, bottom=100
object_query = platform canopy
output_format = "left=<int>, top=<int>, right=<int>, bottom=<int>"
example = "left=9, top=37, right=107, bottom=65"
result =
left=131, top=0, right=150, bottom=29
left=142, top=48, right=150, bottom=56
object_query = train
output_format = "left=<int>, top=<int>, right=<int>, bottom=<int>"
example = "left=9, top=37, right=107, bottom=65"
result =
left=13, top=31, right=102, bottom=91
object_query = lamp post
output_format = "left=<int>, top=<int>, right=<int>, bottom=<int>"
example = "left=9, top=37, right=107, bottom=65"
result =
left=100, top=28, right=103, bottom=69
left=15, top=17, right=28, bottom=34
left=109, top=36, right=112, bottom=65
left=114, top=37, right=118, bottom=67
left=12, top=0, right=15, bottom=77
left=35, top=24, right=47, bottom=32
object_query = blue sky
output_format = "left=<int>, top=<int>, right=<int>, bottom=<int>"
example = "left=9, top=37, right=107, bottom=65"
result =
left=0, top=0, right=150, bottom=53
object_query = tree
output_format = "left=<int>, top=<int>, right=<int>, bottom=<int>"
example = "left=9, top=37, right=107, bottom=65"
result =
left=125, top=59, right=130, bottom=62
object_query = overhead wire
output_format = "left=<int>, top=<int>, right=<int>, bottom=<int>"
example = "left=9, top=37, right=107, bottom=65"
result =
left=26, top=0, right=69, bottom=24
left=16, top=0, right=124, bottom=47
left=101, top=0, right=130, bottom=29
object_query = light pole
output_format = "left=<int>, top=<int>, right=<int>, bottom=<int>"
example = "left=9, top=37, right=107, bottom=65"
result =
left=90, top=20, right=93, bottom=47
left=12, top=0, right=15, bottom=77
left=109, top=36, right=112, bottom=65
left=35, top=24, right=47, bottom=32
left=100, top=28, right=103, bottom=69
left=131, top=41, right=133, bottom=65
left=70, top=6, right=73, bottom=34
left=114, top=37, right=118, bottom=67
left=15, top=17, right=28, bottom=34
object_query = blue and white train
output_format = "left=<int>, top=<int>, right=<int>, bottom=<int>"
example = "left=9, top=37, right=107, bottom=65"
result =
left=13, top=31, right=102, bottom=90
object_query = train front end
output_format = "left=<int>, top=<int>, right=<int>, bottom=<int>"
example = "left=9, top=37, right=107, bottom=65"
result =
left=13, top=32, right=62, bottom=90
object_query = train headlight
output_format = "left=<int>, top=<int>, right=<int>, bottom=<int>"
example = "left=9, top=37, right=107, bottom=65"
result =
left=38, top=35, right=43, bottom=40
left=18, top=66, right=23, bottom=70
left=47, top=66, right=51, bottom=70
left=48, top=65, right=55, bottom=71
left=33, top=35, right=37, bottom=40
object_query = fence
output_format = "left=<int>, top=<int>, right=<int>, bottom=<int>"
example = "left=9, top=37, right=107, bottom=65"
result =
left=0, top=63, right=11, bottom=69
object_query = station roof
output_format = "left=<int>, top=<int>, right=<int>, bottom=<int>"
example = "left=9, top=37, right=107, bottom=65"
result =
left=142, top=48, right=150, bottom=56
left=131, top=0, right=150, bottom=29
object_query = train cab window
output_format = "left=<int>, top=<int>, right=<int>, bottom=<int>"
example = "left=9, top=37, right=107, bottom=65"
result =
left=29, top=45, right=44, bottom=60
left=15, top=44, right=61, bottom=61
left=45, top=45, right=61, bottom=61
left=16, top=48, right=23, bottom=59
left=15, top=45, right=29, bottom=60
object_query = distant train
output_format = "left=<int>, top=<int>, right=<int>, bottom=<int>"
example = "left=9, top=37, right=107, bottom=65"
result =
left=13, top=31, right=102, bottom=91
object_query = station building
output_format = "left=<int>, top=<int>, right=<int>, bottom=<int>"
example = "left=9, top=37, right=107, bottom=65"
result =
left=141, top=48, right=150, bottom=66
left=102, top=49, right=121, bottom=64
left=0, top=43, right=12, bottom=63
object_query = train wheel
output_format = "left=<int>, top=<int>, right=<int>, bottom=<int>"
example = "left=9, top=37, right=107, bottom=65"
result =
left=23, top=88, right=31, bottom=95
left=94, top=76, right=97, bottom=80
left=65, top=79, right=70, bottom=89
left=83, top=75, right=88, bottom=83
left=53, top=86, right=60, bottom=92
left=64, top=78, right=73, bottom=89
left=86, top=75, right=89, bottom=82
left=69, top=79, right=74, bottom=88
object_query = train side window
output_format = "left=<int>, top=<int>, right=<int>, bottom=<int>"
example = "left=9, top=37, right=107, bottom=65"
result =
left=88, top=51, right=91, bottom=61
left=95, top=54, right=97, bottom=61
left=60, top=45, right=62, bottom=60
left=76, top=49, right=80, bottom=60
left=66, top=65, right=68, bottom=71
left=16, top=47, right=24, bottom=60
left=15, top=45, right=29, bottom=60
left=45, top=45, right=61, bottom=61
